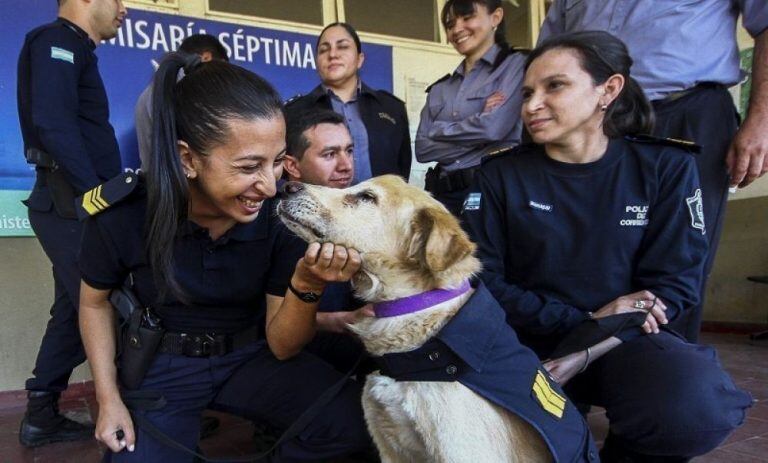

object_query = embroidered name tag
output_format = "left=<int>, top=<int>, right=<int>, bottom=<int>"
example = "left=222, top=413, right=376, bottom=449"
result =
left=528, top=200, right=552, bottom=212
left=532, top=370, right=565, bottom=419
left=619, top=204, right=649, bottom=227
left=378, top=112, right=396, bottom=125
left=51, top=47, right=74, bottom=64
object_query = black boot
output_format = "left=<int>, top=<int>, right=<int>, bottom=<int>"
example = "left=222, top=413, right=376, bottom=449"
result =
left=19, top=391, right=95, bottom=447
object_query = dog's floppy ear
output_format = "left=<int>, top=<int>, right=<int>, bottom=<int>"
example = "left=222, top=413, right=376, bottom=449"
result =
left=406, top=207, right=475, bottom=273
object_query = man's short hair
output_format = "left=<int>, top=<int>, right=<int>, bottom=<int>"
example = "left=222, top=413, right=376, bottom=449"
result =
left=286, top=108, right=347, bottom=160
left=179, top=34, right=229, bottom=62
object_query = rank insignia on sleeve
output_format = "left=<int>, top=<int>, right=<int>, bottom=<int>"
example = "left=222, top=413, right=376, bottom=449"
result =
left=50, top=46, right=74, bottom=64
left=76, top=172, right=139, bottom=220
left=531, top=370, right=566, bottom=419
left=685, top=188, right=706, bottom=235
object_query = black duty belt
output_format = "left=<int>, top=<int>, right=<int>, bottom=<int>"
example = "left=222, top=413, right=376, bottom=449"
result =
left=158, top=325, right=260, bottom=357
left=653, top=82, right=725, bottom=105
left=425, top=165, right=479, bottom=195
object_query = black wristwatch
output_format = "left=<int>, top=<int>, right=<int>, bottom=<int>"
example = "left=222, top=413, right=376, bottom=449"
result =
left=288, top=280, right=322, bottom=303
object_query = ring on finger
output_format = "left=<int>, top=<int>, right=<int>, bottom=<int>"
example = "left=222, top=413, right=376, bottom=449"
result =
left=633, top=300, right=646, bottom=310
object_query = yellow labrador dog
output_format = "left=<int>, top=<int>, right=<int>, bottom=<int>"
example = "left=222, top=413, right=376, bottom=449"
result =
left=277, top=175, right=593, bottom=463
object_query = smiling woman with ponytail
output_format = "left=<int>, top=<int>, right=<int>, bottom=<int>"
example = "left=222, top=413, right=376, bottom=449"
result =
left=77, top=53, right=372, bottom=461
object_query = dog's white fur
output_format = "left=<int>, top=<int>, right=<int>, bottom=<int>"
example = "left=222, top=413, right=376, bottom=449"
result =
left=278, top=175, right=551, bottom=463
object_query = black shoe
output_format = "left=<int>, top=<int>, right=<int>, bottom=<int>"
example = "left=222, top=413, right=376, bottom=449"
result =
left=19, top=414, right=94, bottom=448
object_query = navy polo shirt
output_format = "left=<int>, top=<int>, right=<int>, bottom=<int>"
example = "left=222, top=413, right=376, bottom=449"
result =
left=79, top=183, right=305, bottom=334
left=17, top=18, right=121, bottom=193
left=464, top=138, right=708, bottom=357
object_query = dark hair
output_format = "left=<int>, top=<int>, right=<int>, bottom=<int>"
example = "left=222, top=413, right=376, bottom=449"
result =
left=317, top=22, right=362, bottom=54
left=285, top=108, right=346, bottom=160
left=441, top=0, right=510, bottom=68
left=179, top=34, right=229, bottom=62
left=525, top=31, right=653, bottom=137
left=147, top=53, right=283, bottom=300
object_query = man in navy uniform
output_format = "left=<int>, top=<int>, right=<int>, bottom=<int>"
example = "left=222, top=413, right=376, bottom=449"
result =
left=538, top=0, right=768, bottom=342
left=17, top=0, right=126, bottom=447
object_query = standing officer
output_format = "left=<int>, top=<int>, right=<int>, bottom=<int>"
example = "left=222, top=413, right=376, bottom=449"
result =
left=538, top=1, right=768, bottom=341
left=134, top=34, right=229, bottom=169
left=286, top=23, right=412, bottom=183
left=17, top=0, right=126, bottom=447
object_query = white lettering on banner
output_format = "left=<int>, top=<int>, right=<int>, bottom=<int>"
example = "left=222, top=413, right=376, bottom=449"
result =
left=108, top=19, right=317, bottom=70
left=0, top=215, right=31, bottom=230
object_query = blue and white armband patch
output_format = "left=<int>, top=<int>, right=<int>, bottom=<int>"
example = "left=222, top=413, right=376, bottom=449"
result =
left=685, top=188, right=705, bottom=235
left=50, top=46, right=74, bottom=64
left=462, top=192, right=482, bottom=212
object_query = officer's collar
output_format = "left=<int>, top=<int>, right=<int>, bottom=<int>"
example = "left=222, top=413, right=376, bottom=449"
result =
left=453, top=43, right=499, bottom=77
left=373, top=279, right=471, bottom=318
left=57, top=17, right=96, bottom=49
left=314, top=80, right=379, bottom=103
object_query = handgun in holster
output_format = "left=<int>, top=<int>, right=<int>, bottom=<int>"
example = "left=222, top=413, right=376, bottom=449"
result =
left=109, top=283, right=165, bottom=390
left=25, top=147, right=77, bottom=219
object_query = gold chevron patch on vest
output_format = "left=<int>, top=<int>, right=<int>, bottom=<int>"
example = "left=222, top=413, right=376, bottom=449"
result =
left=532, top=370, right=566, bottom=419
left=82, top=185, right=108, bottom=215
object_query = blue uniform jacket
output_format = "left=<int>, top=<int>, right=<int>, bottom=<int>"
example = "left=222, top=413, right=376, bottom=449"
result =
left=17, top=18, right=121, bottom=199
left=463, top=137, right=708, bottom=357
left=285, top=83, right=412, bottom=181
left=376, top=282, right=599, bottom=463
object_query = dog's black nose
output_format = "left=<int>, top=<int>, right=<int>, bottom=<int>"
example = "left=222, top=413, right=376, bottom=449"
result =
left=280, top=181, right=304, bottom=198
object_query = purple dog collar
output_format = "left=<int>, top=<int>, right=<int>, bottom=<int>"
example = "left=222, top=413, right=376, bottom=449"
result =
left=373, top=280, right=472, bottom=318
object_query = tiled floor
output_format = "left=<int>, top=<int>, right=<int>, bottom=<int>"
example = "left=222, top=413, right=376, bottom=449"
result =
left=0, top=332, right=765, bottom=462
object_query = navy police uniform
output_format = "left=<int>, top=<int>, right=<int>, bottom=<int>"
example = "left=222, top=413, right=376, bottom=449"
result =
left=463, top=138, right=753, bottom=460
left=17, top=18, right=121, bottom=395
left=376, top=282, right=599, bottom=462
left=285, top=83, right=412, bottom=181
left=79, top=179, right=370, bottom=461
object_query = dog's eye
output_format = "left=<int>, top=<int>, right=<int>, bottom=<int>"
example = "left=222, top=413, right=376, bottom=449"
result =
left=356, top=190, right=378, bottom=204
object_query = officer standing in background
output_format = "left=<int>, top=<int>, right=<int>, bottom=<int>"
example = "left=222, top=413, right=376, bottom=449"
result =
left=17, top=0, right=126, bottom=447
left=538, top=0, right=768, bottom=342
left=134, top=34, right=229, bottom=169
left=286, top=23, right=412, bottom=183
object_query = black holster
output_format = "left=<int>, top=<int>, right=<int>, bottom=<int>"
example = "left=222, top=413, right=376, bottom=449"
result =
left=26, top=148, right=77, bottom=219
left=110, top=286, right=165, bottom=390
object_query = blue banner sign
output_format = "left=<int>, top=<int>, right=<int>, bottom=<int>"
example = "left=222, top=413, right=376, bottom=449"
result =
left=0, top=1, right=393, bottom=236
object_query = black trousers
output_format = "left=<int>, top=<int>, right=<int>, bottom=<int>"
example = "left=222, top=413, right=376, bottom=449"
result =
left=25, top=205, right=87, bottom=392
left=564, top=331, right=752, bottom=461
left=108, top=341, right=371, bottom=462
left=652, top=86, right=739, bottom=342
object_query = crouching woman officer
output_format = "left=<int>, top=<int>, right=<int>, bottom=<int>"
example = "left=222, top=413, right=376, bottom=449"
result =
left=464, top=31, right=753, bottom=462
left=78, top=53, right=371, bottom=461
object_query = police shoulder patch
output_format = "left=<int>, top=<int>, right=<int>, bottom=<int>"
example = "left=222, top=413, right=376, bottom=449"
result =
left=425, top=74, right=451, bottom=93
left=462, top=192, right=482, bottom=213
left=625, top=134, right=701, bottom=153
left=685, top=188, right=706, bottom=235
left=50, top=46, right=74, bottom=64
left=77, top=172, right=139, bottom=220
left=531, top=370, right=566, bottom=419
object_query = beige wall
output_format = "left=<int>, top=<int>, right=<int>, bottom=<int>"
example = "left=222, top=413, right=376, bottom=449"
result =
left=0, top=239, right=91, bottom=391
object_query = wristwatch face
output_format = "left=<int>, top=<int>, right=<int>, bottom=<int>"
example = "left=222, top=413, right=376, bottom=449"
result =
left=289, top=282, right=322, bottom=303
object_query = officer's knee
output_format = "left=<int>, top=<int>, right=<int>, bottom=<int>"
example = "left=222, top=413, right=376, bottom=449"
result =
left=621, top=349, right=752, bottom=457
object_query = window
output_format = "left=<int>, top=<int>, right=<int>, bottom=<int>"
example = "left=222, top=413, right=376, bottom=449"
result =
left=503, top=0, right=533, bottom=48
left=343, top=0, right=439, bottom=42
left=208, top=0, right=325, bottom=26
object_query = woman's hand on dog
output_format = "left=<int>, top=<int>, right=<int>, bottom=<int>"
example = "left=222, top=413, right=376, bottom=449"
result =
left=543, top=351, right=588, bottom=385
left=592, top=290, right=668, bottom=334
left=295, top=242, right=362, bottom=291
left=318, top=305, right=375, bottom=334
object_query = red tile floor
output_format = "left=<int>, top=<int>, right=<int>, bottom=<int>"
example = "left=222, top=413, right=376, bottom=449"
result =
left=0, top=332, right=765, bottom=462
